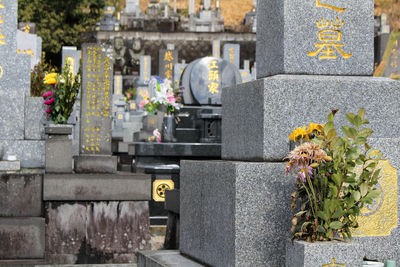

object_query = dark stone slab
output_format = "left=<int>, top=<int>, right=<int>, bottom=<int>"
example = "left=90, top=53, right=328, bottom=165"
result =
left=80, top=43, right=114, bottom=155
left=0, top=217, right=45, bottom=259
left=0, top=172, right=43, bottom=216
left=175, top=129, right=200, bottom=143
left=165, top=189, right=179, bottom=214
left=180, top=161, right=293, bottom=267
left=44, top=172, right=151, bottom=201
left=74, top=155, right=118, bottom=173
left=158, top=49, right=178, bottom=80
left=130, top=143, right=221, bottom=157
left=46, top=202, right=151, bottom=261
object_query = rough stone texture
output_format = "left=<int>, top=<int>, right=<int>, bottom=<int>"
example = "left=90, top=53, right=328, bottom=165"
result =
left=45, top=125, right=73, bottom=135
left=0, top=172, right=43, bottom=216
left=25, top=97, right=46, bottom=140
left=41, top=265, right=137, bottom=267
left=0, top=140, right=45, bottom=168
left=45, top=202, right=151, bottom=263
left=74, top=155, right=118, bottom=173
left=45, top=138, right=73, bottom=173
left=257, top=0, right=374, bottom=77
left=285, top=240, right=363, bottom=267
left=0, top=160, right=20, bottom=171
left=0, top=217, right=45, bottom=259
left=180, top=160, right=293, bottom=267
left=137, top=250, right=204, bottom=267
left=44, top=173, right=151, bottom=201
left=222, top=75, right=400, bottom=161
left=0, top=53, right=30, bottom=140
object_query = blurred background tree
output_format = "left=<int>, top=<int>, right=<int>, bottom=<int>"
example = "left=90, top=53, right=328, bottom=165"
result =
left=18, top=0, right=124, bottom=67
left=375, top=0, right=400, bottom=32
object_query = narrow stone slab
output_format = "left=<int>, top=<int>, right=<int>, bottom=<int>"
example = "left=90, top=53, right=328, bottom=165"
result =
left=0, top=160, right=20, bottom=171
left=0, top=0, right=18, bottom=52
left=25, top=97, right=46, bottom=140
left=44, top=173, right=151, bottom=201
left=0, top=172, right=43, bottom=216
left=257, top=0, right=374, bottom=77
left=45, top=126, right=73, bottom=135
left=137, top=250, right=204, bottom=267
left=0, top=217, right=45, bottom=259
left=222, top=75, right=400, bottom=161
left=74, top=155, right=118, bottom=173
left=38, top=265, right=137, bottom=267
left=180, top=161, right=294, bottom=267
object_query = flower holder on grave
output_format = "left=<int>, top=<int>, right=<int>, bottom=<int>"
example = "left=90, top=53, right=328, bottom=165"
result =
left=45, top=125, right=73, bottom=173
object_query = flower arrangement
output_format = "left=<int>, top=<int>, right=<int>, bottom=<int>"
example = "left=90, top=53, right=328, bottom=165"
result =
left=148, top=129, right=162, bottom=143
left=139, top=76, right=183, bottom=115
left=124, top=87, right=137, bottom=103
left=42, top=63, right=81, bottom=124
left=285, top=109, right=382, bottom=242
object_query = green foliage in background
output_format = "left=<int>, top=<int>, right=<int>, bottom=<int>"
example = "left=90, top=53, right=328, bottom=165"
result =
left=18, top=0, right=124, bottom=67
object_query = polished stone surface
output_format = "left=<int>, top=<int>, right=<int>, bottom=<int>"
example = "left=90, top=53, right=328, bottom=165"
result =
left=257, top=0, right=374, bottom=77
left=130, top=142, right=221, bottom=157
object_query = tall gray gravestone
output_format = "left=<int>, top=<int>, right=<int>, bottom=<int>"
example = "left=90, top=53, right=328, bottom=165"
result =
left=159, top=48, right=178, bottom=80
left=76, top=43, right=117, bottom=173
left=212, top=40, right=220, bottom=58
left=383, top=38, right=400, bottom=78
left=179, top=0, right=400, bottom=266
left=0, top=0, right=44, bottom=168
left=16, top=30, right=42, bottom=70
left=223, top=43, right=240, bottom=69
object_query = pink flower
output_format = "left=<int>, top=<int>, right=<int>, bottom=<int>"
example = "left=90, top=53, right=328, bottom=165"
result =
left=166, top=91, right=176, bottom=104
left=42, top=91, right=53, bottom=98
left=139, top=99, right=149, bottom=108
left=153, top=129, right=161, bottom=138
left=45, top=108, right=51, bottom=114
left=44, top=97, right=54, bottom=105
left=297, top=164, right=313, bottom=182
left=157, top=137, right=162, bottom=143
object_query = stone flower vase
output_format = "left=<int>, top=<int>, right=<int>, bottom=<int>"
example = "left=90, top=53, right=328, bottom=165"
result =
left=45, top=124, right=73, bottom=173
left=162, top=114, right=176, bottom=142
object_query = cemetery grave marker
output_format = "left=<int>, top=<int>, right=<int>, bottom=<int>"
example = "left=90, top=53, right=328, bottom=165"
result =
left=383, top=38, right=400, bottom=79
left=223, top=43, right=240, bottom=69
left=159, top=48, right=178, bottom=80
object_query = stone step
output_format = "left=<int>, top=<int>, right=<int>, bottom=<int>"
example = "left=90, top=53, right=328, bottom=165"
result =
left=0, top=259, right=45, bottom=267
left=137, top=250, right=204, bottom=267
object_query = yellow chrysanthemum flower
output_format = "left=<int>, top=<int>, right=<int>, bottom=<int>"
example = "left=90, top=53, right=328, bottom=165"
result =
left=288, top=127, right=309, bottom=142
left=44, top=73, right=58, bottom=85
left=307, top=123, right=324, bottom=135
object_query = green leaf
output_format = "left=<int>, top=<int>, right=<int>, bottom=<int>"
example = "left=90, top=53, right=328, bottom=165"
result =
left=332, top=173, right=342, bottom=186
left=352, top=191, right=361, bottom=202
left=357, top=109, right=365, bottom=120
left=324, top=122, right=335, bottom=136
left=346, top=147, right=361, bottom=161
left=342, top=126, right=357, bottom=139
left=332, top=208, right=345, bottom=219
left=367, top=150, right=381, bottom=157
left=365, top=189, right=381, bottom=200
left=346, top=113, right=356, bottom=125
left=354, top=136, right=367, bottom=145
left=318, top=225, right=326, bottom=233
left=360, top=183, right=368, bottom=197
left=317, top=211, right=329, bottom=222
left=327, top=129, right=337, bottom=141
left=329, top=221, right=343, bottom=229
left=358, top=128, right=373, bottom=138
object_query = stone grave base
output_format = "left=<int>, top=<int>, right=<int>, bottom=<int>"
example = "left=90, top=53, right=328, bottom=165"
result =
left=285, top=240, right=363, bottom=267
left=222, top=75, right=400, bottom=161
left=74, top=155, right=118, bottom=173
left=0, top=140, right=44, bottom=168
left=180, top=160, right=294, bottom=267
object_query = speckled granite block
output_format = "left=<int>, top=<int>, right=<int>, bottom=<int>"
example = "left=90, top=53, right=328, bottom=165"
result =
left=180, top=161, right=294, bottom=267
left=25, top=97, right=46, bottom=140
left=222, top=75, right=400, bottom=161
left=0, top=53, right=31, bottom=140
left=0, top=140, right=45, bottom=168
left=257, top=0, right=374, bottom=77
left=0, top=171, right=43, bottom=216
left=0, top=160, right=20, bottom=171
left=285, top=240, right=363, bottom=267
left=0, top=217, right=45, bottom=259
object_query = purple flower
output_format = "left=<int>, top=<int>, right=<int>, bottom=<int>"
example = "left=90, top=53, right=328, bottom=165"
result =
left=297, top=164, right=313, bottom=182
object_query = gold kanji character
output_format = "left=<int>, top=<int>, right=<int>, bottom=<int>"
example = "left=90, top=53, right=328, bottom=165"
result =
left=23, top=25, right=31, bottom=33
left=308, top=18, right=352, bottom=60
left=316, top=0, right=346, bottom=13
left=390, top=60, right=398, bottom=69
left=207, top=60, right=218, bottom=69
left=208, top=70, right=219, bottom=81
left=322, top=258, right=346, bottom=267
left=165, top=69, right=172, bottom=79
left=208, top=82, right=220, bottom=94
left=164, top=51, right=174, bottom=61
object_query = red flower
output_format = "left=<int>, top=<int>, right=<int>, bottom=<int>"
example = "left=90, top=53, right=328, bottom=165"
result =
left=46, top=108, right=51, bottom=114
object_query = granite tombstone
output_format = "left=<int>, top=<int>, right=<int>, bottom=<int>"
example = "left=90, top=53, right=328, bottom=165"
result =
left=383, top=38, right=400, bottom=79
left=159, top=48, right=178, bottom=80
left=223, top=43, right=240, bottom=69
left=257, top=0, right=374, bottom=77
